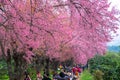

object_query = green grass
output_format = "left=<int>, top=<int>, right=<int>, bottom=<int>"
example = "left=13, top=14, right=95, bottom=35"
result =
left=80, top=70, right=94, bottom=80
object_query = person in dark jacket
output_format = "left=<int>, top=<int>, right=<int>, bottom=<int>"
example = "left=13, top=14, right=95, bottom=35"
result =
left=54, top=71, right=70, bottom=80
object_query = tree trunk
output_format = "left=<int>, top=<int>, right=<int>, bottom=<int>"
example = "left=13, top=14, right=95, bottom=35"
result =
left=13, top=51, right=26, bottom=80
left=7, top=61, right=14, bottom=80
left=45, top=57, right=50, bottom=75
left=6, top=49, right=14, bottom=80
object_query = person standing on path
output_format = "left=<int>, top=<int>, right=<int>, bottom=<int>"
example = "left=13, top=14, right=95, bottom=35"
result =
left=24, top=71, right=31, bottom=80
left=37, top=71, right=42, bottom=80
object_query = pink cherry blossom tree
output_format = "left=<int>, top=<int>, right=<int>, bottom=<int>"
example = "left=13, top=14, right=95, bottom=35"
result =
left=0, top=0, right=119, bottom=79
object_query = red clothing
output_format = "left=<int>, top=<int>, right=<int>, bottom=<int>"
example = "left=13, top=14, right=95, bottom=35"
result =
left=72, top=67, right=77, bottom=74
left=72, top=67, right=81, bottom=74
left=76, top=67, right=81, bottom=73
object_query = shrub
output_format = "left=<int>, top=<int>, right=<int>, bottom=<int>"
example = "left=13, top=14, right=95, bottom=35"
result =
left=89, top=53, right=120, bottom=80
left=93, top=69, right=104, bottom=80
left=0, top=59, right=9, bottom=80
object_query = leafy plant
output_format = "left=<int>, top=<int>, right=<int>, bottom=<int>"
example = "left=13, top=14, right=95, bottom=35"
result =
left=89, top=53, right=120, bottom=80
left=0, top=59, right=9, bottom=80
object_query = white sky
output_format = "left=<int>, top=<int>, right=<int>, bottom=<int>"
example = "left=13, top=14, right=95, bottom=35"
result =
left=107, top=0, right=120, bottom=46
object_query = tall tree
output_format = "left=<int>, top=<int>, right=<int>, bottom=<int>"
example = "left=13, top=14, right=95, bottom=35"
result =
left=0, top=0, right=119, bottom=79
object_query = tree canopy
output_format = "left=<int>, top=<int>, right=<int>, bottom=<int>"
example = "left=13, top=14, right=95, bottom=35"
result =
left=0, top=0, right=119, bottom=64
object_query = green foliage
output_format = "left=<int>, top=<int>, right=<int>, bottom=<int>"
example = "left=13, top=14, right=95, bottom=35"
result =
left=27, top=66, right=37, bottom=80
left=89, top=53, right=120, bottom=80
left=0, top=59, right=9, bottom=80
left=80, top=70, right=94, bottom=80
